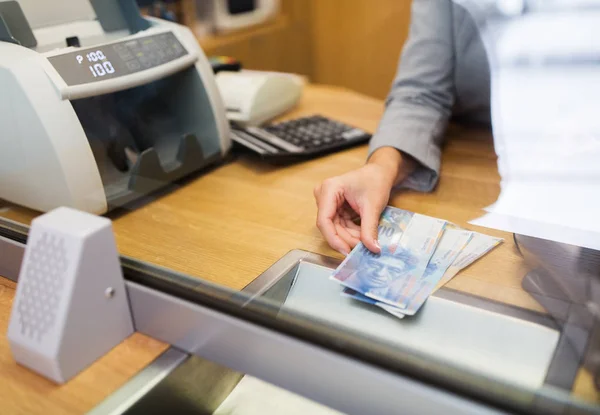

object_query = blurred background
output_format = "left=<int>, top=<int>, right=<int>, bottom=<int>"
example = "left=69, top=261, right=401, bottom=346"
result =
left=137, top=0, right=411, bottom=99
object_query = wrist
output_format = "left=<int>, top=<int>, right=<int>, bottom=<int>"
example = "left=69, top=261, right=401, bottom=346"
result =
left=367, top=147, right=416, bottom=186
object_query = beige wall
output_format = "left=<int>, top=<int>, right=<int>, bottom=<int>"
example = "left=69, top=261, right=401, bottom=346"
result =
left=198, top=0, right=314, bottom=78
left=309, top=0, right=412, bottom=99
left=189, top=0, right=413, bottom=100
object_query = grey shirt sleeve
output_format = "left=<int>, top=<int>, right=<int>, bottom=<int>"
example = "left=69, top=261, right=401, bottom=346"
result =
left=368, top=0, right=456, bottom=192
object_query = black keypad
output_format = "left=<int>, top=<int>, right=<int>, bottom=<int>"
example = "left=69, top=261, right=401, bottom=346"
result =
left=262, top=115, right=365, bottom=151
left=230, top=115, right=372, bottom=161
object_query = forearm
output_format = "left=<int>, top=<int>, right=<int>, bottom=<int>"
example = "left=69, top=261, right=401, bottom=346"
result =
left=365, top=0, right=456, bottom=193
left=367, top=146, right=417, bottom=187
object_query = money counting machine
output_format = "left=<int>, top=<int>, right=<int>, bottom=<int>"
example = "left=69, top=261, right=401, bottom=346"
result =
left=0, top=0, right=231, bottom=214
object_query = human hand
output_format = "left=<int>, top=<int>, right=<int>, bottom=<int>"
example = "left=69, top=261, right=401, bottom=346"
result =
left=313, top=147, right=415, bottom=255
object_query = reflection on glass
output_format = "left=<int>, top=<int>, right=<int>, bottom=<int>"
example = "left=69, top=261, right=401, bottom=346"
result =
left=1, top=0, right=600, bottom=414
left=116, top=246, right=599, bottom=414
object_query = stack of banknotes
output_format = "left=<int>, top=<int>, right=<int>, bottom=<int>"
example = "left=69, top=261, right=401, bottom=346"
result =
left=330, top=206, right=503, bottom=319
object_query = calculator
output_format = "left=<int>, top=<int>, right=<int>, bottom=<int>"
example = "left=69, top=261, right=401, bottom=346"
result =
left=229, top=115, right=372, bottom=162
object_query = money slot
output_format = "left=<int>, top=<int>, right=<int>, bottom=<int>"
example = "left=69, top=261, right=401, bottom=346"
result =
left=244, top=251, right=564, bottom=394
left=70, top=65, right=224, bottom=211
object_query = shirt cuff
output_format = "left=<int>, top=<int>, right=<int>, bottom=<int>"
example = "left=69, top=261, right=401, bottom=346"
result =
left=368, top=119, right=442, bottom=193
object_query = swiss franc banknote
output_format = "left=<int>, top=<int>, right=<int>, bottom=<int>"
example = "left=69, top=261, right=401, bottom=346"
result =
left=378, top=207, right=413, bottom=250
left=379, top=304, right=408, bottom=319
left=343, top=228, right=473, bottom=316
left=342, top=288, right=406, bottom=319
left=431, top=233, right=503, bottom=293
left=377, top=228, right=474, bottom=316
left=331, top=213, right=446, bottom=308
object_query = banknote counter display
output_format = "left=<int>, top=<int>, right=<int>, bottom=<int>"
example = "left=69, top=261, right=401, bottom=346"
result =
left=48, top=32, right=188, bottom=86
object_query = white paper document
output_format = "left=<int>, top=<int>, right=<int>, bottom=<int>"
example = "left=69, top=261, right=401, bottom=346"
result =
left=457, top=1, right=600, bottom=250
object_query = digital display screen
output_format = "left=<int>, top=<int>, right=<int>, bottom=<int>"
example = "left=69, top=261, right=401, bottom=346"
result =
left=48, top=32, right=188, bottom=86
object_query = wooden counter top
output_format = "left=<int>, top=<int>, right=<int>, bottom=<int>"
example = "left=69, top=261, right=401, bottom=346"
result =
left=0, top=84, right=597, bottom=411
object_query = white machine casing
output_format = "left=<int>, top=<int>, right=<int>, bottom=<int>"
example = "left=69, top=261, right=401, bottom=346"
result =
left=0, top=1, right=231, bottom=215
left=7, top=207, right=133, bottom=383
left=216, top=69, right=303, bottom=126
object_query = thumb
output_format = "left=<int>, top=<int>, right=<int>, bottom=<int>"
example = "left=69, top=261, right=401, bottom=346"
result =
left=360, top=203, right=383, bottom=253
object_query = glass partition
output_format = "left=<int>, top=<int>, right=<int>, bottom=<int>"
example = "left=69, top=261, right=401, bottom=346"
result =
left=1, top=217, right=598, bottom=414
left=1, top=0, right=599, bottom=414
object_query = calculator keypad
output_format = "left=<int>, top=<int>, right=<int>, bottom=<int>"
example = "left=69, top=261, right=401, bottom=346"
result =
left=230, top=115, right=371, bottom=160
left=263, top=116, right=366, bottom=150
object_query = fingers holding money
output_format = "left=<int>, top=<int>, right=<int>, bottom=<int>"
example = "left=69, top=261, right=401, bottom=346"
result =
left=334, top=215, right=360, bottom=249
left=358, top=203, right=383, bottom=254
left=315, top=180, right=352, bottom=255
left=314, top=162, right=395, bottom=255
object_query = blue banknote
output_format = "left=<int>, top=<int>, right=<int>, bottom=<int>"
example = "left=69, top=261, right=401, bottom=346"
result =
left=341, top=287, right=405, bottom=319
left=340, top=287, right=378, bottom=306
left=342, top=228, right=473, bottom=317
left=377, top=207, right=413, bottom=249
left=331, top=213, right=447, bottom=308
left=376, top=228, right=474, bottom=316
left=333, top=207, right=501, bottom=319
left=431, top=233, right=503, bottom=293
